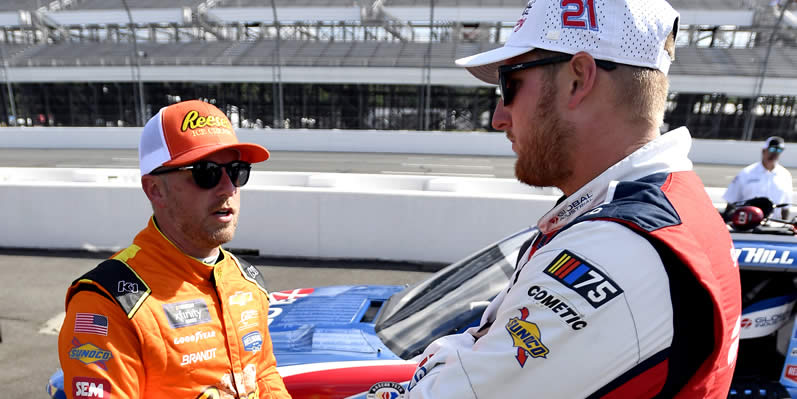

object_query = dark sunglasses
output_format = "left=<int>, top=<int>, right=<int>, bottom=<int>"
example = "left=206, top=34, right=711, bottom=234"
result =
left=497, top=54, right=618, bottom=106
left=150, top=160, right=251, bottom=189
left=767, top=147, right=784, bottom=153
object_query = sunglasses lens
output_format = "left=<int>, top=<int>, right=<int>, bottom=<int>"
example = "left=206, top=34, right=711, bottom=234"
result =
left=188, top=161, right=252, bottom=189
left=191, top=162, right=223, bottom=189
left=228, top=162, right=251, bottom=187
left=499, top=72, right=513, bottom=106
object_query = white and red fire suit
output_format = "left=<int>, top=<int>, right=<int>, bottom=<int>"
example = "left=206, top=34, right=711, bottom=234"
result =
left=407, top=128, right=742, bottom=398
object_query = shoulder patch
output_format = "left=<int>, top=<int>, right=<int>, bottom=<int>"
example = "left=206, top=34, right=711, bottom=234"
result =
left=231, top=254, right=269, bottom=297
left=68, top=259, right=151, bottom=319
left=543, top=251, right=623, bottom=309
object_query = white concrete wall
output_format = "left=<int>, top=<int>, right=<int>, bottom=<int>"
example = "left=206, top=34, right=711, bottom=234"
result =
left=0, top=167, right=782, bottom=263
left=1, top=127, right=795, bottom=167
left=1, top=128, right=793, bottom=263
left=0, top=168, right=560, bottom=263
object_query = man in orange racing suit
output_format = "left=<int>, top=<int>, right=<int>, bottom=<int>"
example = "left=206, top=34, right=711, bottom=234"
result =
left=58, top=100, right=291, bottom=399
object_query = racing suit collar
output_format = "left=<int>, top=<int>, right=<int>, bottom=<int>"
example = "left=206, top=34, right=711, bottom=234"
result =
left=138, top=216, right=222, bottom=283
left=537, top=127, right=694, bottom=234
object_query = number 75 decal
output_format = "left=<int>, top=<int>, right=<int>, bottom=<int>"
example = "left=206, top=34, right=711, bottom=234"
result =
left=561, top=0, right=599, bottom=31
left=544, top=251, right=623, bottom=308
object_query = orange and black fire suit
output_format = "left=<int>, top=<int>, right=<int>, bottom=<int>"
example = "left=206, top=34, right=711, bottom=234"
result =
left=58, top=217, right=291, bottom=399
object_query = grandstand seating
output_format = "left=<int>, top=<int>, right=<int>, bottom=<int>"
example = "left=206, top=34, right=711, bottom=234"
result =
left=9, top=38, right=797, bottom=80
left=0, top=0, right=795, bottom=135
left=375, top=0, right=524, bottom=5
left=217, top=0, right=360, bottom=6
left=669, top=46, right=797, bottom=77
left=0, top=0, right=53, bottom=11
left=0, top=0, right=204, bottom=12
left=43, top=8, right=187, bottom=25
left=669, top=0, right=757, bottom=9
left=4, top=40, right=484, bottom=69
left=69, top=0, right=201, bottom=10
left=0, top=43, right=34, bottom=60
left=0, top=0, right=774, bottom=13
left=368, top=0, right=753, bottom=8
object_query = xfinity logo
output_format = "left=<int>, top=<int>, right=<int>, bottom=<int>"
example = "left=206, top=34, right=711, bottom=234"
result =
left=162, top=299, right=211, bottom=329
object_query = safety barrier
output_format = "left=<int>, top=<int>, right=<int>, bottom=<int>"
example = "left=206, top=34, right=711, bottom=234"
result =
left=0, top=167, right=778, bottom=263
left=1, top=126, right=792, bottom=263
left=1, top=127, right=795, bottom=167
left=0, top=168, right=564, bottom=263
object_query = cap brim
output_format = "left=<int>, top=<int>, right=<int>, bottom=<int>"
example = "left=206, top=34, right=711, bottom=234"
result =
left=455, top=45, right=535, bottom=84
left=163, top=143, right=270, bottom=168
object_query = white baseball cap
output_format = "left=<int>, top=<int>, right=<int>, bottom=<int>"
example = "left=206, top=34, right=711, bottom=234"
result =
left=456, top=0, right=680, bottom=84
left=138, top=100, right=269, bottom=176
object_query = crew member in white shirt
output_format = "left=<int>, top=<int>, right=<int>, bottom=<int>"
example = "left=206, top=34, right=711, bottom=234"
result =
left=723, top=136, right=793, bottom=219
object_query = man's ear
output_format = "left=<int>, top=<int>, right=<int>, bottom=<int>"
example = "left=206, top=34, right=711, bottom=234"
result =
left=141, top=174, right=168, bottom=209
left=565, top=51, right=598, bottom=109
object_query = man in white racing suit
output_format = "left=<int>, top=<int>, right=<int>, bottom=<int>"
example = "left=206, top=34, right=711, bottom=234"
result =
left=406, top=1, right=742, bottom=398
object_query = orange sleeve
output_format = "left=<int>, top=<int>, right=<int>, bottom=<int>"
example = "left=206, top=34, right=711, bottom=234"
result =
left=256, top=292, right=291, bottom=399
left=59, top=291, right=145, bottom=399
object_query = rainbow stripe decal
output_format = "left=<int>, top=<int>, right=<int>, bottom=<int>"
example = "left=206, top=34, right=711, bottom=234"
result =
left=543, top=251, right=623, bottom=309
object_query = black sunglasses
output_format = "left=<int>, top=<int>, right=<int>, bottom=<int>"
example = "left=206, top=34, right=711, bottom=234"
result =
left=497, top=54, right=618, bottom=106
left=150, top=160, right=252, bottom=189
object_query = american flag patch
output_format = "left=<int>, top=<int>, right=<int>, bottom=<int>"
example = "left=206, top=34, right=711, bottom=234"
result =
left=74, top=313, right=108, bottom=336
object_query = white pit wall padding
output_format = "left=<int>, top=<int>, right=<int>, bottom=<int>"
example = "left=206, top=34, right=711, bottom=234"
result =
left=0, top=168, right=559, bottom=263
left=0, top=167, right=786, bottom=263
left=2, top=127, right=796, bottom=167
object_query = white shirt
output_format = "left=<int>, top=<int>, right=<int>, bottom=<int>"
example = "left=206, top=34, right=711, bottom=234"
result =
left=723, top=162, right=793, bottom=217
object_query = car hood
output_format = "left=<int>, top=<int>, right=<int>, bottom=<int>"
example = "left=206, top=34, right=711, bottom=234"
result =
left=268, top=285, right=405, bottom=366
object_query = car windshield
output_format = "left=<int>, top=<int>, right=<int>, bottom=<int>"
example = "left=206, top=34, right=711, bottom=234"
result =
left=374, top=227, right=537, bottom=359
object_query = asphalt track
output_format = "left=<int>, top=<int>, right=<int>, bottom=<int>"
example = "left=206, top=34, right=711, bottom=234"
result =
left=1, top=149, right=796, bottom=397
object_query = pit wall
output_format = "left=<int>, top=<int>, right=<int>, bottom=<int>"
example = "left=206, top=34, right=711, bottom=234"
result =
left=0, top=127, right=792, bottom=263
left=0, top=168, right=737, bottom=264
left=1, top=127, right=794, bottom=167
